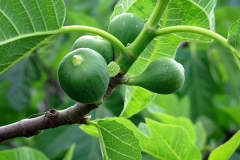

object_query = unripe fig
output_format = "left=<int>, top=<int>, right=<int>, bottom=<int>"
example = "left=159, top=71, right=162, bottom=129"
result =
left=58, top=48, right=109, bottom=104
left=123, top=57, right=185, bottom=94
left=108, top=13, right=144, bottom=46
left=71, top=35, right=114, bottom=64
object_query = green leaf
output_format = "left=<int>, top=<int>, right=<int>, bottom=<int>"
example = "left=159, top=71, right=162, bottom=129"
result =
left=148, top=94, right=190, bottom=118
left=114, top=118, right=202, bottom=160
left=152, top=113, right=196, bottom=143
left=92, top=119, right=142, bottom=160
left=107, top=61, right=120, bottom=77
left=227, top=19, right=240, bottom=52
left=80, top=124, right=99, bottom=137
left=0, top=146, right=49, bottom=160
left=208, top=44, right=240, bottom=102
left=220, top=105, right=240, bottom=126
left=0, top=55, right=41, bottom=111
left=114, top=0, right=216, bottom=118
left=0, top=0, right=66, bottom=74
left=176, top=45, right=222, bottom=119
left=208, top=130, right=240, bottom=160
left=194, top=121, right=207, bottom=150
left=120, top=86, right=156, bottom=118
left=63, top=143, right=76, bottom=160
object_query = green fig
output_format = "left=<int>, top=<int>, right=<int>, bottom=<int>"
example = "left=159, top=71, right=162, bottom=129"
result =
left=72, top=35, right=114, bottom=64
left=58, top=48, right=109, bottom=104
left=123, top=57, right=185, bottom=94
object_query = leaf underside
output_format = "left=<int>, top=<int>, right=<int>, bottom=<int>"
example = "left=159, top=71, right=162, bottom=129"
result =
left=0, top=0, right=66, bottom=74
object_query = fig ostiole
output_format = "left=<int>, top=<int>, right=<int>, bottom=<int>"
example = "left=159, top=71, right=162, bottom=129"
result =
left=121, top=57, right=185, bottom=94
left=71, top=35, right=113, bottom=64
left=108, top=13, right=144, bottom=46
left=58, top=48, right=110, bottom=104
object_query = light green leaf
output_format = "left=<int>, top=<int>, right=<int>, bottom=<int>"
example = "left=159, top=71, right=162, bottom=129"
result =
left=152, top=113, right=196, bottom=143
left=92, top=119, right=142, bottom=160
left=0, top=0, right=66, bottom=74
left=209, top=130, right=240, bottom=160
left=0, top=146, right=49, bottom=160
left=80, top=124, right=99, bottom=137
left=113, top=117, right=202, bottom=160
left=107, top=61, right=120, bottom=77
left=120, top=86, right=156, bottom=118
left=195, top=121, right=207, bottom=150
left=115, top=0, right=216, bottom=118
left=148, top=94, right=190, bottom=118
left=227, top=19, right=240, bottom=52
left=63, top=143, right=76, bottom=160
left=196, top=116, right=217, bottom=136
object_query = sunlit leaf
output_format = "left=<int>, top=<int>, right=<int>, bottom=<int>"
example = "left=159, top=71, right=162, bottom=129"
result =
left=148, top=94, right=190, bottom=118
left=107, top=61, right=120, bottom=77
left=114, top=0, right=217, bottom=118
left=80, top=124, right=99, bottom=137
left=114, top=117, right=202, bottom=160
left=152, top=113, right=196, bottom=143
left=227, top=19, right=240, bottom=52
left=209, top=130, right=240, bottom=160
left=94, top=119, right=142, bottom=160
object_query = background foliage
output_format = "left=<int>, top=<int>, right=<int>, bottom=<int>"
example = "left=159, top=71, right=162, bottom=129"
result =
left=0, top=0, right=239, bottom=159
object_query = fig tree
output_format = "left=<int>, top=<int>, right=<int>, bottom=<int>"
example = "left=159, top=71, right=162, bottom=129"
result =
left=71, top=35, right=113, bottom=64
left=58, top=48, right=109, bottom=104
left=108, top=13, right=144, bottom=46
left=122, top=57, right=185, bottom=94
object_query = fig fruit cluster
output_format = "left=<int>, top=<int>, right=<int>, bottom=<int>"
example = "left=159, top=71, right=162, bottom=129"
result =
left=57, top=12, right=185, bottom=105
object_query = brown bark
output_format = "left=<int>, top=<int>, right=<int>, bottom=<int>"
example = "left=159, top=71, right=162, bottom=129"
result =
left=0, top=76, right=122, bottom=142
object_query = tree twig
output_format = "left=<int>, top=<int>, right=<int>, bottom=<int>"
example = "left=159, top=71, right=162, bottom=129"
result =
left=0, top=75, right=122, bottom=142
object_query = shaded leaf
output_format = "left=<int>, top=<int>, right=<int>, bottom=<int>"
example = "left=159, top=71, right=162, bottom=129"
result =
left=175, top=45, right=223, bottom=119
left=209, top=130, right=240, bottom=160
left=0, top=0, right=66, bottom=74
left=195, top=121, right=207, bottom=150
left=0, top=56, right=41, bottom=111
left=0, top=146, right=49, bottom=160
left=63, top=144, right=76, bottom=160
left=220, top=105, right=240, bottom=126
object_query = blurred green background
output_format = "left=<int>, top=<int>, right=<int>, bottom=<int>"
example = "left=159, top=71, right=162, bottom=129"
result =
left=0, top=0, right=240, bottom=159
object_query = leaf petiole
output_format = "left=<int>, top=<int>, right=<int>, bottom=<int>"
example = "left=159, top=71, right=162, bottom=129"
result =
left=155, top=25, right=240, bottom=59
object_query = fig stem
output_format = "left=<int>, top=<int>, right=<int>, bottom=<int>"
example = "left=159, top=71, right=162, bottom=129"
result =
left=115, top=0, right=171, bottom=74
left=59, top=25, right=126, bottom=56
left=155, top=25, right=240, bottom=59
